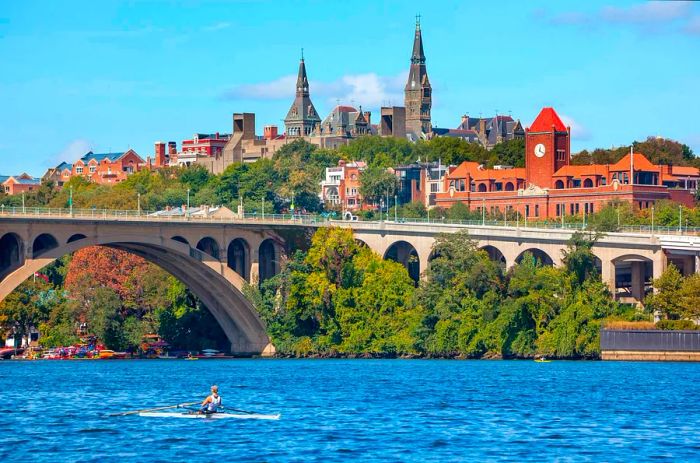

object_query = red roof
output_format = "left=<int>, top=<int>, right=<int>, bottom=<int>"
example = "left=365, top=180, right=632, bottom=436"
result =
left=529, top=107, right=567, bottom=132
left=335, top=105, right=357, bottom=113
left=610, top=153, right=658, bottom=172
left=553, top=165, right=609, bottom=177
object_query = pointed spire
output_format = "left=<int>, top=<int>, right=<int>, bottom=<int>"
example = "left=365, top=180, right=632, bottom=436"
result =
left=296, top=52, right=309, bottom=97
left=411, top=14, right=425, bottom=64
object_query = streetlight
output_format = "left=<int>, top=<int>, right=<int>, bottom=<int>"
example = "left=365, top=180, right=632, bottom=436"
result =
left=679, top=205, right=683, bottom=234
left=21, top=192, right=25, bottom=215
left=69, top=186, right=73, bottom=216
left=481, top=198, right=486, bottom=226
left=394, top=194, right=398, bottom=223
left=651, top=205, right=655, bottom=236
left=262, top=197, right=265, bottom=220
left=137, top=192, right=141, bottom=216
left=186, top=188, right=191, bottom=219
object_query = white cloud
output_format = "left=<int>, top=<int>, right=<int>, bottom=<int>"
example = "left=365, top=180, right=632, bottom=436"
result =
left=45, top=139, right=91, bottom=167
left=560, top=115, right=591, bottom=141
left=600, top=2, right=692, bottom=23
left=542, top=1, right=697, bottom=34
left=221, top=71, right=407, bottom=110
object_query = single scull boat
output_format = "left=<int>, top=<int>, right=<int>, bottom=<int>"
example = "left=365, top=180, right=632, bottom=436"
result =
left=138, top=411, right=280, bottom=420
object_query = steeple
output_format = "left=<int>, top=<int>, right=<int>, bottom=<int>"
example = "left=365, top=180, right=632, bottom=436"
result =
left=411, top=15, right=425, bottom=65
left=404, top=16, right=432, bottom=138
left=296, top=50, right=310, bottom=97
left=285, top=52, right=321, bottom=138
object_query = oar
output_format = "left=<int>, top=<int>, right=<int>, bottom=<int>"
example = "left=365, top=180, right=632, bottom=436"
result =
left=110, top=401, right=201, bottom=417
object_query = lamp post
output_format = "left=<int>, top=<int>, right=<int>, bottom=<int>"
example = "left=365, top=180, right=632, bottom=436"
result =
left=481, top=198, right=486, bottom=226
left=21, top=192, right=25, bottom=215
left=186, top=188, right=191, bottom=219
left=679, top=205, right=683, bottom=234
left=262, top=197, right=265, bottom=220
left=651, top=205, right=655, bottom=236
left=69, top=186, right=73, bottom=217
left=394, top=194, right=398, bottom=223
left=137, top=193, right=141, bottom=216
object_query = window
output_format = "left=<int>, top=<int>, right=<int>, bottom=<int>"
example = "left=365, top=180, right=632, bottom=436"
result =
left=556, top=150, right=566, bottom=161
left=554, top=180, right=564, bottom=189
left=583, top=178, right=594, bottom=188
left=494, top=182, right=503, bottom=191
left=572, top=179, right=581, bottom=188
left=430, top=183, right=439, bottom=193
left=505, top=182, right=515, bottom=191
left=89, top=166, right=96, bottom=173
left=457, top=179, right=466, bottom=192
left=525, top=205, right=530, bottom=217
left=600, top=177, right=607, bottom=186
left=534, top=205, right=539, bottom=217
left=478, top=183, right=487, bottom=192
left=76, top=166, right=83, bottom=174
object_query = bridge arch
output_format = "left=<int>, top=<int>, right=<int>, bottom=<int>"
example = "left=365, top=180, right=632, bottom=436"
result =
left=0, top=234, right=273, bottom=355
left=67, top=233, right=87, bottom=244
left=258, top=239, right=280, bottom=284
left=384, top=240, right=420, bottom=283
left=611, top=254, right=654, bottom=302
left=515, top=248, right=554, bottom=267
left=171, top=236, right=189, bottom=245
left=0, top=233, right=23, bottom=278
left=196, top=236, right=220, bottom=259
left=228, top=238, right=250, bottom=281
left=480, top=245, right=506, bottom=267
left=32, top=233, right=58, bottom=257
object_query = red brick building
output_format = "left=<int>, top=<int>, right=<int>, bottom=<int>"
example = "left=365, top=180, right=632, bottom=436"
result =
left=320, top=160, right=367, bottom=212
left=435, top=107, right=699, bottom=218
left=1, top=173, right=41, bottom=195
left=70, top=150, right=147, bottom=185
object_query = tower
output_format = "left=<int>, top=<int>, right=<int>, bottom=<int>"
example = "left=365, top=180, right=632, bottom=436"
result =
left=404, top=16, right=432, bottom=138
left=525, top=107, right=571, bottom=188
left=284, top=52, right=321, bottom=138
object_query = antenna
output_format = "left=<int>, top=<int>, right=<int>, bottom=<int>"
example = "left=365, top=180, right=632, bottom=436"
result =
left=415, top=13, right=421, bottom=27
left=301, top=47, right=304, bottom=60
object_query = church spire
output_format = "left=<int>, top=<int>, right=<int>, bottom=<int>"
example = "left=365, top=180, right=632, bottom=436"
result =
left=411, top=15, right=425, bottom=65
left=296, top=51, right=309, bottom=97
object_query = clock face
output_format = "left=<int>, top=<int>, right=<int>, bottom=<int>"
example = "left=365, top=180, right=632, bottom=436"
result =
left=534, top=143, right=546, bottom=158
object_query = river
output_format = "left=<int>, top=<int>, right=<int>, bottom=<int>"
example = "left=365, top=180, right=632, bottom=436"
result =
left=1, top=359, right=698, bottom=462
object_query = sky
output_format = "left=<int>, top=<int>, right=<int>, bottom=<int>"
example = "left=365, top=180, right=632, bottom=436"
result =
left=1, top=0, right=699, bottom=177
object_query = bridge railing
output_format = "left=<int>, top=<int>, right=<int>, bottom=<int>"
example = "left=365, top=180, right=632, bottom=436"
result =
left=2, top=206, right=700, bottom=236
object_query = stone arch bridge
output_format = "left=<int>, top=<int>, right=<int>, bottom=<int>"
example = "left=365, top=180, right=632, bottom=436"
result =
left=2, top=213, right=699, bottom=355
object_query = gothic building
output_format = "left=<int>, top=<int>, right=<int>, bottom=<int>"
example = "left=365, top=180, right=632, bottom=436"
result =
left=284, top=55, right=321, bottom=137
left=404, top=17, right=432, bottom=139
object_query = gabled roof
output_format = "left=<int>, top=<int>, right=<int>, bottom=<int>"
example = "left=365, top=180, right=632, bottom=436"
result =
left=610, top=152, right=658, bottom=172
left=79, top=151, right=126, bottom=163
left=55, top=161, right=73, bottom=172
left=671, top=166, right=700, bottom=177
left=528, top=107, right=567, bottom=132
left=471, top=168, right=526, bottom=181
left=553, top=165, right=609, bottom=177
left=446, top=161, right=481, bottom=179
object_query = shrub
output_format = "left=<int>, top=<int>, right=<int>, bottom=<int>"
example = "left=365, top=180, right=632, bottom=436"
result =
left=656, top=319, right=699, bottom=330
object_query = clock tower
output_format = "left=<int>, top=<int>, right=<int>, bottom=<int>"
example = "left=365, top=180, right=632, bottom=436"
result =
left=525, top=107, right=571, bottom=189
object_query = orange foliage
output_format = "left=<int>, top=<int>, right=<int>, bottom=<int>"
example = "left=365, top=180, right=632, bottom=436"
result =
left=603, top=320, right=657, bottom=330
left=64, top=246, right=152, bottom=300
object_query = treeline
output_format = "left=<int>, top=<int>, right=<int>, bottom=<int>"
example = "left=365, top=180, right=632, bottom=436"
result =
left=246, top=228, right=642, bottom=359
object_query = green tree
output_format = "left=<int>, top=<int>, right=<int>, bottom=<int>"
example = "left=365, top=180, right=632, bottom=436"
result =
left=489, top=138, right=525, bottom=168
left=646, top=265, right=684, bottom=319
left=359, top=167, right=398, bottom=208
left=562, top=231, right=601, bottom=284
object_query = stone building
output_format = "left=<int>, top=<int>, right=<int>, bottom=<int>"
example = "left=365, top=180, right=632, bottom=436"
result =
left=433, top=114, right=524, bottom=149
left=284, top=55, right=321, bottom=137
left=404, top=17, right=432, bottom=139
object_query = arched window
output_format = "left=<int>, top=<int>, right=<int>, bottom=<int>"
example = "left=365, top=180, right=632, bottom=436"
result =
left=554, top=180, right=565, bottom=189
left=583, top=178, right=594, bottom=188
left=505, top=182, right=515, bottom=191
left=478, top=183, right=487, bottom=192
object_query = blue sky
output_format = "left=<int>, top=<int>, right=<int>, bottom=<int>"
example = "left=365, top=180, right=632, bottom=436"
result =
left=1, top=0, right=699, bottom=177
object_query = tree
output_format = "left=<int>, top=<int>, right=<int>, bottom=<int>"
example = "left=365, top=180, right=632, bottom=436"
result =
left=646, top=265, right=684, bottom=319
left=679, top=274, right=700, bottom=320
left=359, top=167, right=398, bottom=207
left=0, top=279, right=56, bottom=347
left=338, top=136, right=414, bottom=168
left=489, top=138, right=525, bottom=168
left=561, top=231, right=601, bottom=285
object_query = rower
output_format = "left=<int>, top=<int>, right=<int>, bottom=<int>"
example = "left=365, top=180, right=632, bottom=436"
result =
left=200, top=385, right=222, bottom=414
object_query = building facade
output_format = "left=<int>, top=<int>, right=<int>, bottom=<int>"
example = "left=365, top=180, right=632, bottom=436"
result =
left=433, top=114, right=524, bottom=149
left=320, top=160, right=367, bottom=211
left=434, top=107, right=700, bottom=218
left=1, top=174, right=41, bottom=195
left=46, top=150, right=148, bottom=187
left=404, top=18, right=432, bottom=139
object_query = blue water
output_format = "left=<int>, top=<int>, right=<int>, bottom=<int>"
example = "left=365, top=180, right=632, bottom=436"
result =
left=1, top=360, right=699, bottom=462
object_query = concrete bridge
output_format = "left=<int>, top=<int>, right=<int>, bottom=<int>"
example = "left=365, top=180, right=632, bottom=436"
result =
left=2, top=210, right=700, bottom=355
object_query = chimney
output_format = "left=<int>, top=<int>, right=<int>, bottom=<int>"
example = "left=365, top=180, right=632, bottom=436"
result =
left=154, top=141, right=166, bottom=167
left=461, top=114, right=468, bottom=125
left=264, top=125, right=278, bottom=140
left=364, top=111, right=371, bottom=126
left=168, top=141, right=177, bottom=156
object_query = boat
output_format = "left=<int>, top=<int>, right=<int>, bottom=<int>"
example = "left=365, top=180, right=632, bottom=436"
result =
left=534, top=358, right=552, bottom=363
left=138, top=411, right=280, bottom=420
